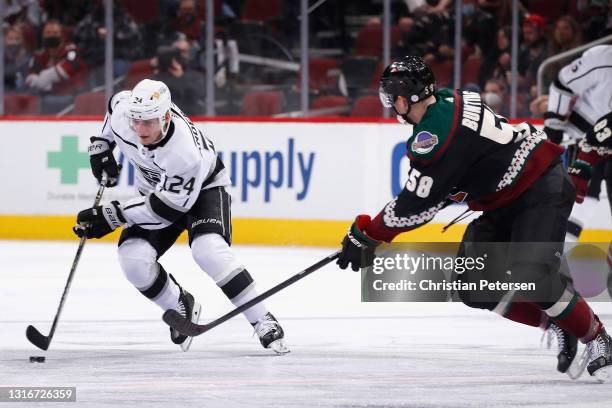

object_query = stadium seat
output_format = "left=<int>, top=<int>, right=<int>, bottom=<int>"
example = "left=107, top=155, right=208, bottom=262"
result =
left=310, top=95, right=350, bottom=116
left=525, top=0, right=566, bottom=22
left=299, top=58, right=340, bottom=92
left=461, top=57, right=483, bottom=87
left=429, top=59, right=454, bottom=87
left=69, top=92, right=107, bottom=116
left=240, top=91, right=283, bottom=116
left=351, top=96, right=383, bottom=117
left=125, top=59, right=156, bottom=89
left=121, top=0, right=160, bottom=24
left=242, top=0, right=283, bottom=22
left=3, top=94, right=40, bottom=115
left=354, top=25, right=401, bottom=57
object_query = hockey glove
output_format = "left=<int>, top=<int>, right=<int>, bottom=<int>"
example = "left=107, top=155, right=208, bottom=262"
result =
left=89, top=138, right=119, bottom=187
left=567, top=159, right=591, bottom=204
left=337, top=215, right=381, bottom=272
left=73, top=201, right=126, bottom=239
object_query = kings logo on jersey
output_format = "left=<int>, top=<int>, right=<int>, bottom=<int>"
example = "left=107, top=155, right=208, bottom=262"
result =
left=411, top=131, right=439, bottom=154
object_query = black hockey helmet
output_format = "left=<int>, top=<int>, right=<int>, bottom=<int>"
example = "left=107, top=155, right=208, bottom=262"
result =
left=379, top=56, right=436, bottom=109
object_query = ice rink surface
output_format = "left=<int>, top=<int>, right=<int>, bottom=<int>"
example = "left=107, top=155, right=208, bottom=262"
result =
left=2, top=240, right=612, bottom=408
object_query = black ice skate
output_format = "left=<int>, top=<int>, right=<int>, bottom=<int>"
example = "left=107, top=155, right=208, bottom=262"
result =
left=169, top=284, right=201, bottom=352
left=252, top=313, right=289, bottom=355
left=586, top=328, right=612, bottom=383
left=544, top=322, right=587, bottom=379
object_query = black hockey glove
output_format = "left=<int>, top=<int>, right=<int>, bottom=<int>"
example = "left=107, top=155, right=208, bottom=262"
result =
left=337, top=215, right=381, bottom=272
left=73, top=201, right=126, bottom=239
left=89, top=138, right=119, bottom=187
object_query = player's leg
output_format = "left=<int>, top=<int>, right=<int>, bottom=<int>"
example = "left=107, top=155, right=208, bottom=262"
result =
left=509, top=161, right=611, bottom=380
left=117, top=224, right=201, bottom=351
left=456, top=214, right=549, bottom=328
left=186, top=186, right=289, bottom=354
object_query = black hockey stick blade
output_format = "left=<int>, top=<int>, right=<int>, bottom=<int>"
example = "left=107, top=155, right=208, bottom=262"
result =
left=163, top=250, right=341, bottom=337
left=163, top=310, right=206, bottom=336
left=26, top=325, right=50, bottom=351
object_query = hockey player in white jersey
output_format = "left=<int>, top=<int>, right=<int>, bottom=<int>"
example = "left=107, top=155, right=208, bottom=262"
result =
left=73, top=79, right=289, bottom=354
left=543, top=45, right=612, bottom=241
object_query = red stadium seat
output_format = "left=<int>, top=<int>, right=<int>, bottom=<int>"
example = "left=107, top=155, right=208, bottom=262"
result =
left=526, top=0, right=565, bottom=22
left=240, top=91, right=283, bottom=116
left=429, top=60, right=454, bottom=87
left=299, top=58, right=340, bottom=92
left=121, top=0, right=160, bottom=24
left=125, top=59, right=156, bottom=89
left=70, top=92, right=106, bottom=115
left=242, top=0, right=283, bottom=21
left=310, top=95, right=350, bottom=116
left=351, top=96, right=383, bottom=117
left=461, top=57, right=483, bottom=86
left=354, top=25, right=401, bottom=57
left=3, top=94, right=40, bottom=115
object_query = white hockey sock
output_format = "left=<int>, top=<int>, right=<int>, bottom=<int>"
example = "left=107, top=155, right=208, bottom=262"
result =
left=191, top=233, right=268, bottom=324
left=151, top=272, right=181, bottom=312
left=232, top=285, right=269, bottom=325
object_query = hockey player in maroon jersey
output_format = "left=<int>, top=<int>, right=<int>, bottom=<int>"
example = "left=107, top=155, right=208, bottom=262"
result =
left=337, top=56, right=612, bottom=381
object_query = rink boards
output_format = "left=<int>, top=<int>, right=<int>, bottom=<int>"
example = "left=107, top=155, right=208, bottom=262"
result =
left=0, top=116, right=610, bottom=245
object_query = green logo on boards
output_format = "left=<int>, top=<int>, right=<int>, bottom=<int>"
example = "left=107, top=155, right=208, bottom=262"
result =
left=47, top=136, right=89, bottom=184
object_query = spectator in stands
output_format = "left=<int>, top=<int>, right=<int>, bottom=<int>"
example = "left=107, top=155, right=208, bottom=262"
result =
left=481, top=78, right=507, bottom=116
left=479, top=26, right=511, bottom=88
left=171, top=0, right=202, bottom=42
left=550, top=15, right=582, bottom=56
left=518, top=14, right=549, bottom=93
left=3, top=25, right=31, bottom=92
left=580, top=0, right=612, bottom=42
left=403, top=0, right=452, bottom=16
left=154, top=44, right=206, bottom=115
left=395, top=10, right=452, bottom=61
left=72, top=0, right=142, bottom=78
left=463, top=2, right=497, bottom=59
left=25, top=19, right=88, bottom=94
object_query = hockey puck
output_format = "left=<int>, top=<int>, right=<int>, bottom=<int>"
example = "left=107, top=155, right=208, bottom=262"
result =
left=29, top=356, right=45, bottom=363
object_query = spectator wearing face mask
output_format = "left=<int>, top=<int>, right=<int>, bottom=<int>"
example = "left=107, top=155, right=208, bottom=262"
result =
left=4, top=25, right=31, bottom=92
left=153, top=44, right=205, bottom=115
left=26, top=19, right=87, bottom=94
left=171, top=0, right=202, bottom=42
left=481, top=78, right=507, bottom=116
left=72, top=0, right=141, bottom=80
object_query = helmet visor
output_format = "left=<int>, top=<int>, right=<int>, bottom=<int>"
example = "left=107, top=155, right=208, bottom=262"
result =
left=128, top=116, right=162, bottom=133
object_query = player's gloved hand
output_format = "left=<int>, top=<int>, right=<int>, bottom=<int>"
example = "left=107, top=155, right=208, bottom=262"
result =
left=73, top=201, right=126, bottom=239
left=337, top=215, right=381, bottom=272
left=567, top=159, right=592, bottom=203
left=543, top=126, right=564, bottom=144
left=88, top=138, right=119, bottom=187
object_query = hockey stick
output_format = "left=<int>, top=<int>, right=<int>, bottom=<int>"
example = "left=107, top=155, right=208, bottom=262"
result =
left=163, top=250, right=341, bottom=337
left=26, top=179, right=108, bottom=350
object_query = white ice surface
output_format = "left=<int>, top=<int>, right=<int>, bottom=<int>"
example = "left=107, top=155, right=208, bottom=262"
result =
left=1, top=240, right=612, bottom=408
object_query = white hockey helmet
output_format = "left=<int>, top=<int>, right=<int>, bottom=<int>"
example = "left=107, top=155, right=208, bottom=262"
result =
left=126, top=79, right=173, bottom=136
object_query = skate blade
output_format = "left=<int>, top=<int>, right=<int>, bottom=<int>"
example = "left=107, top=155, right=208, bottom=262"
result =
left=268, top=339, right=290, bottom=355
left=593, top=365, right=612, bottom=383
left=180, top=302, right=202, bottom=352
left=567, top=347, right=589, bottom=380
